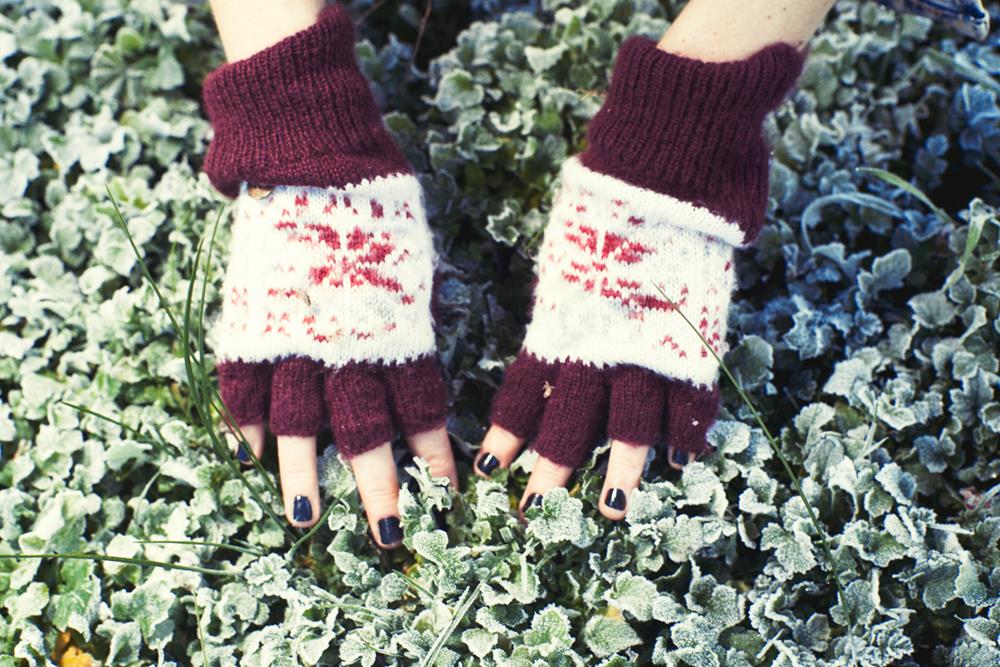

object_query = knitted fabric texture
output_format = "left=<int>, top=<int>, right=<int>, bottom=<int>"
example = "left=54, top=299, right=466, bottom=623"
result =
left=580, top=35, right=808, bottom=247
left=490, top=39, right=806, bottom=469
left=201, top=3, right=410, bottom=199
left=210, top=181, right=447, bottom=458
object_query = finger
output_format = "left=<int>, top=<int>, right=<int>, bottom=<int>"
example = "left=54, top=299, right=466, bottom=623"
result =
left=324, top=362, right=396, bottom=459
left=217, top=359, right=272, bottom=464
left=606, top=366, right=665, bottom=446
left=530, top=361, right=608, bottom=471
left=664, top=379, right=721, bottom=462
left=473, top=424, right=525, bottom=479
left=666, top=444, right=697, bottom=471
left=518, top=453, right=574, bottom=520
left=599, top=439, right=652, bottom=520
left=276, top=434, right=321, bottom=528
left=269, top=355, right=326, bottom=435
left=489, top=350, right=560, bottom=441
left=405, top=426, right=459, bottom=490
left=382, top=355, right=448, bottom=438
left=225, top=422, right=265, bottom=466
left=348, top=441, right=403, bottom=549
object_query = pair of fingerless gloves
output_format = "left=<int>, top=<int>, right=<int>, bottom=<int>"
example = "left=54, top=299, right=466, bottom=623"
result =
left=203, top=4, right=807, bottom=467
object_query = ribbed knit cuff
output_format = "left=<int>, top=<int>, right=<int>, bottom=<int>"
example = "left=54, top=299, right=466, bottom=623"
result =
left=202, top=3, right=411, bottom=198
left=579, top=36, right=808, bottom=246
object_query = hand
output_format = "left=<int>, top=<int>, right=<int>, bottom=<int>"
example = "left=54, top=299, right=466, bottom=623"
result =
left=213, top=179, right=457, bottom=548
left=475, top=156, right=737, bottom=521
left=200, top=3, right=459, bottom=549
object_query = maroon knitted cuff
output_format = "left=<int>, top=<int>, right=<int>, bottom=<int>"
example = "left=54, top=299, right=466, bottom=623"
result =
left=201, top=3, right=411, bottom=198
left=579, top=36, right=807, bottom=246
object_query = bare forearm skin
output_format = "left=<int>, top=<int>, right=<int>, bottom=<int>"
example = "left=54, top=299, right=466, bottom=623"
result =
left=658, top=0, right=838, bottom=60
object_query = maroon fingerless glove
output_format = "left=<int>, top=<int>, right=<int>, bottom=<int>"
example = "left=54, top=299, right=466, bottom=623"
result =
left=203, top=4, right=448, bottom=459
left=490, top=37, right=807, bottom=468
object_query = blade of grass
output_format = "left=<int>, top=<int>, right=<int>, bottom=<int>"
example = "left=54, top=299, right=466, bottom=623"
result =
left=193, top=592, right=209, bottom=667
left=190, top=210, right=277, bottom=489
left=855, top=167, right=955, bottom=226
left=106, top=189, right=295, bottom=543
left=651, top=283, right=854, bottom=628
left=136, top=539, right=264, bottom=557
left=418, top=567, right=496, bottom=667
left=858, top=166, right=983, bottom=290
left=181, top=222, right=294, bottom=542
left=924, top=48, right=1000, bottom=96
left=0, top=552, right=236, bottom=577
left=56, top=400, right=178, bottom=456
left=286, top=499, right=341, bottom=561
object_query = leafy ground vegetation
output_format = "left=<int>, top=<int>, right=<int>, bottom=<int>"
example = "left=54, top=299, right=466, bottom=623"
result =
left=1, top=0, right=1000, bottom=664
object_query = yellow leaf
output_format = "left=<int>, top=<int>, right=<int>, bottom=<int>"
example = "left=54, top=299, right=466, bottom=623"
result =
left=60, top=646, right=94, bottom=667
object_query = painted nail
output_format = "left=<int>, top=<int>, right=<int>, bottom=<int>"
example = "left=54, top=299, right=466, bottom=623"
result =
left=671, top=449, right=688, bottom=466
left=477, top=453, right=499, bottom=475
left=292, top=495, right=312, bottom=523
left=524, top=493, right=543, bottom=509
left=237, top=444, right=251, bottom=463
left=605, top=488, right=626, bottom=511
left=378, top=517, right=403, bottom=545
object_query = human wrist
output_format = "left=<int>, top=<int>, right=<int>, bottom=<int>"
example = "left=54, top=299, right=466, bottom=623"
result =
left=579, top=35, right=807, bottom=246
left=201, top=3, right=411, bottom=198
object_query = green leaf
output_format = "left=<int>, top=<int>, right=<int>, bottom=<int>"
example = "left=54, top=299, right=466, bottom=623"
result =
left=583, top=615, right=641, bottom=658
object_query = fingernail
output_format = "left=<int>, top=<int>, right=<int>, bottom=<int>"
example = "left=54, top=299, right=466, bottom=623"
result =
left=432, top=507, right=448, bottom=532
left=671, top=449, right=688, bottom=466
left=524, top=493, right=543, bottom=509
left=378, top=517, right=403, bottom=545
left=236, top=444, right=251, bottom=463
left=605, top=488, right=626, bottom=511
left=477, top=453, right=499, bottom=475
left=293, top=495, right=312, bottom=523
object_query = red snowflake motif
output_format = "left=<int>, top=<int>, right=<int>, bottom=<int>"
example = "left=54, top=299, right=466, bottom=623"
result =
left=558, top=221, right=677, bottom=315
left=259, top=204, right=418, bottom=343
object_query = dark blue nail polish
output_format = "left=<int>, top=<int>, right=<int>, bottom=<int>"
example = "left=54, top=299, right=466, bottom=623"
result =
left=524, top=493, right=543, bottom=509
left=477, top=453, right=499, bottom=475
left=293, top=495, right=312, bottom=523
left=605, top=488, right=626, bottom=511
left=671, top=449, right=688, bottom=466
left=237, top=444, right=251, bottom=463
left=378, top=517, right=403, bottom=544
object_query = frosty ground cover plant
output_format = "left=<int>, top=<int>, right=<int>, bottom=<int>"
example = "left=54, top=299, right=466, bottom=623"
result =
left=1, top=0, right=999, bottom=665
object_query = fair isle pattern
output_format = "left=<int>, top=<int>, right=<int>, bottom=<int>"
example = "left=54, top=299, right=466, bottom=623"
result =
left=522, top=157, right=741, bottom=390
left=208, top=174, right=437, bottom=367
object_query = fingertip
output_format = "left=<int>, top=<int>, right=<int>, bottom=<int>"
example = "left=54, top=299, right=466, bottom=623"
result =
left=347, top=442, right=404, bottom=549
left=474, top=424, right=525, bottom=478
left=599, top=439, right=649, bottom=520
left=599, top=487, right=629, bottom=521
left=375, top=515, right=404, bottom=549
left=227, top=422, right=265, bottom=466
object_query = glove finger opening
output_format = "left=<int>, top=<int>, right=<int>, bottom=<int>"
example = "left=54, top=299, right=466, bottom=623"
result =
left=489, top=350, right=560, bottom=441
left=217, top=358, right=273, bottom=430
left=381, top=354, right=448, bottom=438
left=324, top=361, right=396, bottom=460
left=606, top=365, right=666, bottom=447
left=530, top=361, right=609, bottom=470
left=664, top=378, right=721, bottom=457
left=269, top=355, right=327, bottom=436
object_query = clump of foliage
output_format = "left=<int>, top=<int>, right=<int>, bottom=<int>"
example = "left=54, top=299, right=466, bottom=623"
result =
left=1, top=0, right=999, bottom=665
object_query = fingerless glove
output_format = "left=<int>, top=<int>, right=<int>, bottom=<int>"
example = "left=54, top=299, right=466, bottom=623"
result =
left=490, top=36, right=807, bottom=468
left=203, top=4, right=447, bottom=458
